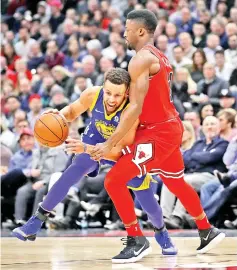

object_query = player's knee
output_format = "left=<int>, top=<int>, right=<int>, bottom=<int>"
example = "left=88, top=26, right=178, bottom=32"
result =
left=104, top=172, right=116, bottom=193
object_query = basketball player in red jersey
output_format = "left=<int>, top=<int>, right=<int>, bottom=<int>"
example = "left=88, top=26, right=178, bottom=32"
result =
left=91, top=9, right=225, bottom=263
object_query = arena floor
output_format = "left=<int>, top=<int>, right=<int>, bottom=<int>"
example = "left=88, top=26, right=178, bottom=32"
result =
left=1, top=230, right=237, bottom=270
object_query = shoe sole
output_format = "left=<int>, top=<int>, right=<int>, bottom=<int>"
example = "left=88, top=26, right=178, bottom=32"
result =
left=112, top=246, right=152, bottom=264
left=12, top=228, right=36, bottom=242
left=196, top=232, right=225, bottom=254
left=162, top=249, right=178, bottom=256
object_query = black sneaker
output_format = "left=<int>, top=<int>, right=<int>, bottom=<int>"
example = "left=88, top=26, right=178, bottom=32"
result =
left=112, top=236, right=151, bottom=263
left=197, top=227, right=225, bottom=254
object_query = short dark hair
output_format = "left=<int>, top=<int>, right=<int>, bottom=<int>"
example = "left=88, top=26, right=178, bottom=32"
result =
left=173, top=45, right=183, bottom=51
left=6, top=95, right=20, bottom=103
left=104, top=68, right=131, bottom=87
left=127, top=9, right=158, bottom=34
left=215, top=49, right=225, bottom=56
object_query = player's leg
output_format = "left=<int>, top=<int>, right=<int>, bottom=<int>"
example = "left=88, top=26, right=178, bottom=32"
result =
left=133, top=186, right=177, bottom=255
left=104, top=155, right=151, bottom=263
left=12, top=154, right=98, bottom=241
left=160, top=174, right=225, bottom=254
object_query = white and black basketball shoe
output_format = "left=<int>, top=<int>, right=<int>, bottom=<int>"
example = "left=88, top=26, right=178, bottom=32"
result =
left=112, top=236, right=152, bottom=264
left=197, top=227, right=225, bottom=254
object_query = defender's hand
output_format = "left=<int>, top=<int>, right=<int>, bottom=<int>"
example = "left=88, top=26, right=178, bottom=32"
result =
left=65, top=138, right=85, bottom=154
left=90, top=142, right=113, bottom=161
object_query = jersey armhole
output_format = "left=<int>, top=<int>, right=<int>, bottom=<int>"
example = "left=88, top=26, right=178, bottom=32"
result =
left=89, top=87, right=102, bottom=112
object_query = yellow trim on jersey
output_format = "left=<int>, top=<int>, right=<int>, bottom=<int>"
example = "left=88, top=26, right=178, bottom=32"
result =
left=89, top=87, right=102, bottom=112
left=103, top=98, right=128, bottom=120
left=127, top=174, right=158, bottom=191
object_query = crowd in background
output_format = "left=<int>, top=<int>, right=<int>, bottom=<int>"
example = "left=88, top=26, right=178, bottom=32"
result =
left=1, top=0, right=237, bottom=231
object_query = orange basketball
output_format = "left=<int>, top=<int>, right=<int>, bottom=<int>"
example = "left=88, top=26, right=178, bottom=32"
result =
left=34, top=113, right=69, bottom=147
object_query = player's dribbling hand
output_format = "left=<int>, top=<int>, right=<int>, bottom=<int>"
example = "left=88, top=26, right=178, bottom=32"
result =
left=90, top=142, right=113, bottom=161
left=65, top=138, right=84, bottom=154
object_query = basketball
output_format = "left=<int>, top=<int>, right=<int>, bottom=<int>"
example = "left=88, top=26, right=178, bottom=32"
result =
left=34, top=113, right=69, bottom=147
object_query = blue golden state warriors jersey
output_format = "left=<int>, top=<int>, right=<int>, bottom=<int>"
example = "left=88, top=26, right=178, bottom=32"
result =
left=81, top=87, right=155, bottom=190
left=82, top=87, right=128, bottom=145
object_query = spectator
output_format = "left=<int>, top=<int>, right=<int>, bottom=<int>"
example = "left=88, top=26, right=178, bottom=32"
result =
left=102, top=32, right=121, bottom=60
left=18, top=78, right=32, bottom=112
left=38, top=24, right=53, bottom=54
left=225, top=34, right=237, bottom=69
left=219, top=89, right=237, bottom=110
left=14, top=27, right=36, bottom=59
left=191, top=49, right=207, bottom=83
left=0, top=116, right=15, bottom=152
left=14, top=143, right=68, bottom=225
left=4, top=95, right=21, bottom=130
left=27, top=94, right=43, bottom=129
left=199, top=103, right=214, bottom=124
left=113, top=39, right=132, bottom=70
left=56, top=18, right=75, bottom=52
left=165, top=22, right=179, bottom=47
left=196, top=62, right=229, bottom=109
left=156, top=34, right=173, bottom=61
left=161, top=116, right=228, bottom=229
left=172, top=67, right=197, bottom=106
left=217, top=109, right=237, bottom=142
left=178, top=32, right=197, bottom=59
left=48, top=0, right=65, bottom=33
left=70, top=75, right=91, bottom=102
left=86, top=39, right=103, bottom=71
left=181, top=120, right=196, bottom=152
left=11, top=58, right=32, bottom=88
left=78, top=55, right=99, bottom=85
left=174, top=7, right=197, bottom=33
left=210, top=17, right=228, bottom=49
left=215, top=50, right=234, bottom=81
left=172, top=45, right=193, bottom=70
left=49, top=85, right=69, bottom=111
left=192, top=22, right=207, bottom=48
left=2, top=42, right=21, bottom=71
left=44, top=40, right=65, bottom=69
left=230, top=7, right=237, bottom=24
left=63, top=38, right=87, bottom=72
left=200, top=135, right=237, bottom=222
left=184, top=111, right=202, bottom=139
left=1, top=128, right=35, bottom=201
left=87, top=20, right=109, bottom=48
left=51, top=65, right=73, bottom=97
left=27, top=42, right=45, bottom=71
left=204, top=34, right=222, bottom=64
left=95, top=56, right=114, bottom=86
left=36, top=1, right=51, bottom=24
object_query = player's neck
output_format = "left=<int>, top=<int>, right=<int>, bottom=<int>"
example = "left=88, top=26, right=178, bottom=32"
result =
left=135, top=38, right=154, bottom=52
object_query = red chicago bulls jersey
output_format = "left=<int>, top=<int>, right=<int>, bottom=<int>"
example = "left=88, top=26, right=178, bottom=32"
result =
left=139, top=44, right=179, bottom=125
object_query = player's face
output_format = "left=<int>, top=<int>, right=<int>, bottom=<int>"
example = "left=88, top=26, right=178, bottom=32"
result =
left=103, top=80, right=128, bottom=114
left=124, top=19, right=139, bottom=50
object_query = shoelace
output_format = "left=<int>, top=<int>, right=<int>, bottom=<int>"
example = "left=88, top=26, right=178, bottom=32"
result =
left=120, top=237, right=137, bottom=254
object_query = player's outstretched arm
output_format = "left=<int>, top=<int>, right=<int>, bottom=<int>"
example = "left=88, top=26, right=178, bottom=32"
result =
left=44, top=86, right=100, bottom=122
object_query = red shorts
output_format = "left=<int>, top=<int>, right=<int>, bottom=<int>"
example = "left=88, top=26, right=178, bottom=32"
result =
left=122, top=117, right=185, bottom=178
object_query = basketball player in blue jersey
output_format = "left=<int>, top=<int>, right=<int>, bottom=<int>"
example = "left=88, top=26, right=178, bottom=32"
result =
left=12, top=68, right=177, bottom=261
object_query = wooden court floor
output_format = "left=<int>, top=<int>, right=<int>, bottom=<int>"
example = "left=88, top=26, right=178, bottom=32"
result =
left=1, top=237, right=237, bottom=270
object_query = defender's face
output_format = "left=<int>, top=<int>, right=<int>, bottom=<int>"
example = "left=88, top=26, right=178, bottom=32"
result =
left=103, top=81, right=128, bottom=114
left=124, top=19, right=139, bottom=50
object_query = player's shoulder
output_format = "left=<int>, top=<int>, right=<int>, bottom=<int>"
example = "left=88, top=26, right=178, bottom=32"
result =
left=84, top=86, right=102, bottom=98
